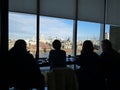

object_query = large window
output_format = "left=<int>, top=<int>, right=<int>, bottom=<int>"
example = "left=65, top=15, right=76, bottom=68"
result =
left=9, top=12, right=102, bottom=58
left=9, top=12, right=36, bottom=57
left=77, top=21, right=101, bottom=55
left=9, top=12, right=74, bottom=58
left=39, top=16, right=73, bottom=58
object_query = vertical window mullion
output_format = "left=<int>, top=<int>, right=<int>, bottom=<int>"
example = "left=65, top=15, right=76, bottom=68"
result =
left=36, top=0, right=40, bottom=60
left=73, top=0, right=78, bottom=57
left=99, top=0, right=107, bottom=52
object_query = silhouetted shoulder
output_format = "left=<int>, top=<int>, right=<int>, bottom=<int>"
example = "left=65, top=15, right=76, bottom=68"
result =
left=49, top=49, right=55, bottom=54
left=49, top=49, right=66, bottom=55
left=61, top=50, right=66, bottom=53
left=26, top=52, right=35, bottom=60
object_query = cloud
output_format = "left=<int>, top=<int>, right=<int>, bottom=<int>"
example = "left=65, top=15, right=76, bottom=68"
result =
left=9, top=12, right=73, bottom=40
left=9, top=12, right=36, bottom=39
left=9, top=12, right=101, bottom=41
left=40, top=16, right=73, bottom=39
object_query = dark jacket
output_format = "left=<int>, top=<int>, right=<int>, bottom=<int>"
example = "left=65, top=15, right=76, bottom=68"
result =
left=100, top=49, right=120, bottom=79
left=77, top=52, right=99, bottom=75
left=76, top=52, right=101, bottom=90
left=8, top=47, right=44, bottom=89
left=48, top=49, right=66, bottom=70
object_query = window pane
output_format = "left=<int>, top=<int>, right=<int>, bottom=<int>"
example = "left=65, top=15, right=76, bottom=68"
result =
left=105, top=24, right=110, bottom=40
left=77, top=21, right=101, bottom=55
left=9, top=12, right=36, bottom=57
left=39, top=16, right=73, bottom=58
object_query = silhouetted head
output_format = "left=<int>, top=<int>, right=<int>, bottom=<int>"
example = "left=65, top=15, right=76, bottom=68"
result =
left=52, top=39, right=61, bottom=50
left=14, top=39, right=27, bottom=51
left=81, top=40, right=94, bottom=54
left=101, top=39, right=112, bottom=51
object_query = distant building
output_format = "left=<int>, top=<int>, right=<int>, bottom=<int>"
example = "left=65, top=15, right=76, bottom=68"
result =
left=105, top=32, right=109, bottom=39
left=9, top=39, right=16, bottom=49
left=40, top=34, right=46, bottom=43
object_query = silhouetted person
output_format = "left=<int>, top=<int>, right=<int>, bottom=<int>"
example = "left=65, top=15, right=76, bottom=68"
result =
left=100, top=39, right=120, bottom=90
left=75, top=40, right=102, bottom=90
left=8, top=39, right=45, bottom=90
left=48, top=39, right=66, bottom=70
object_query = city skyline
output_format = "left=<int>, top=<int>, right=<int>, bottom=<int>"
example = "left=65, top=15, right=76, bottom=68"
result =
left=9, top=12, right=110, bottom=41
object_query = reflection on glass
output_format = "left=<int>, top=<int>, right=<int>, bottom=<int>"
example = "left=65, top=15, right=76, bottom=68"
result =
left=9, top=12, right=36, bottom=57
left=39, top=16, right=73, bottom=58
left=77, top=21, right=100, bottom=55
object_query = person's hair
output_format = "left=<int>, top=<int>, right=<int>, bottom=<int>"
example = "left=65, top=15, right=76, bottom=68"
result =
left=81, top=40, right=94, bottom=53
left=52, top=39, right=61, bottom=50
left=14, top=39, right=27, bottom=50
left=102, top=39, right=112, bottom=49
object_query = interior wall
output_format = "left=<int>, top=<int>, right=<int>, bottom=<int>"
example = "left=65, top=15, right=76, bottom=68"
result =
left=0, top=0, right=8, bottom=55
left=0, top=0, right=9, bottom=89
left=110, top=26, right=120, bottom=53
left=0, top=0, right=1, bottom=51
